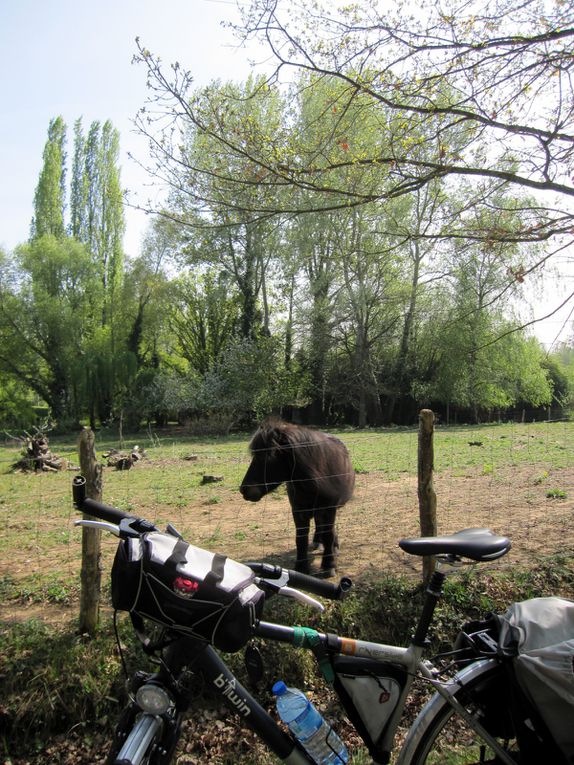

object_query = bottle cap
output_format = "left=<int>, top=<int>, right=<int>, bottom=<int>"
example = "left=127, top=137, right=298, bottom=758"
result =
left=272, top=680, right=287, bottom=695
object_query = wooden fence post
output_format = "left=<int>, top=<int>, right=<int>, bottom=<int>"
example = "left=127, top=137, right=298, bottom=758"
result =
left=78, top=427, right=103, bottom=635
left=418, top=409, right=437, bottom=583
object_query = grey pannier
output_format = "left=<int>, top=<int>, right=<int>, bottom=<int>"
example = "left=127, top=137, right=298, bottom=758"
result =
left=498, top=597, right=574, bottom=763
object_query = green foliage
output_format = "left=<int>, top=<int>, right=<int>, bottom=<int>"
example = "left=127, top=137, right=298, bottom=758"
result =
left=0, top=378, right=38, bottom=429
left=6, top=69, right=573, bottom=432
left=30, top=116, right=66, bottom=240
left=546, top=488, right=567, bottom=499
left=413, top=314, right=552, bottom=420
left=170, top=269, right=241, bottom=375
left=547, top=346, right=574, bottom=413
left=1, top=115, right=127, bottom=430
left=0, top=617, right=140, bottom=756
left=0, top=235, right=96, bottom=423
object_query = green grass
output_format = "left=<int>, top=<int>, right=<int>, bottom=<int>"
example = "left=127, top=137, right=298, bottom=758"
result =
left=546, top=488, right=568, bottom=499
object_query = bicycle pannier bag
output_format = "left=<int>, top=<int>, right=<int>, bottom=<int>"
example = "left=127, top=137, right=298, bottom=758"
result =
left=111, top=531, right=265, bottom=652
left=498, top=597, right=574, bottom=763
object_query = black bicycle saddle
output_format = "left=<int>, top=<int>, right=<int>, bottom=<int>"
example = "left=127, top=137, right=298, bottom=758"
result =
left=399, top=528, right=511, bottom=562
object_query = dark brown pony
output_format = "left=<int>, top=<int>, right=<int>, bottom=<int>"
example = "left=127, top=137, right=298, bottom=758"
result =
left=240, top=419, right=355, bottom=577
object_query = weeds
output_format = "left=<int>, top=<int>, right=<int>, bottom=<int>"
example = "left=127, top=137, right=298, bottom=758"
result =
left=546, top=488, right=567, bottom=499
left=1, top=573, right=80, bottom=605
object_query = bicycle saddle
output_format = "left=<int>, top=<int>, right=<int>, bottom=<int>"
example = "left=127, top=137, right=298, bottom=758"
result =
left=399, top=528, right=511, bottom=562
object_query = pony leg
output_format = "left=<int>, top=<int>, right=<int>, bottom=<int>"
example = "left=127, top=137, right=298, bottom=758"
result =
left=293, top=509, right=312, bottom=574
left=311, top=524, right=322, bottom=551
left=316, top=508, right=337, bottom=577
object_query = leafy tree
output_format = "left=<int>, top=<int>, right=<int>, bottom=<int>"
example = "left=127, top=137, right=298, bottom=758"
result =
left=68, top=118, right=126, bottom=423
left=131, top=3, right=574, bottom=354
left=232, top=1, right=573, bottom=233
left=136, top=71, right=286, bottom=339
left=135, top=7, right=574, bottom=236
left=76, top=119, right=125, bottom=327
left=30, top=116, right=67, bottom=239
left=201, top=336, right=302, bottom=425
left=70, top=118, right=87, bottom=240
left=1, top=116, right=128, bottom=429
left=289, top=211, right=341, bottom=420
left=0, top=377, right=38, bottom=429
left=547, top=345, right=574, bottom=413
left=0, top=236, right=96, bottom=425
left=413, top=308, right=552, bottom=422
left=170, top=270, right=240, bottom=375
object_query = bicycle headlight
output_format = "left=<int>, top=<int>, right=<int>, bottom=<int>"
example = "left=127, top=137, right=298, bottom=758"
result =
left=135, top=683, right=173, bottom=715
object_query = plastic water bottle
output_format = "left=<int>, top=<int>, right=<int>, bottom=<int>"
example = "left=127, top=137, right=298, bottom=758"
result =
left=272, top=680, right=348, bottom=764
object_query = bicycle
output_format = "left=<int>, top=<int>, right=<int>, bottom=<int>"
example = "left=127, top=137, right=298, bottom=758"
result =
left=72, top=474, right=564, bottom=765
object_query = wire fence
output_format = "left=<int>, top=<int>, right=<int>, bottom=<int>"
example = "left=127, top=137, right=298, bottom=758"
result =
left=1, top=415, right=573, bottom=606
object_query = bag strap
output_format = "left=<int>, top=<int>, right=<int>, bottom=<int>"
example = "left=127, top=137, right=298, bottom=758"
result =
left=164, top=537, right=189, bottom=575
left=164, top=537, right=228, bottom=589
left=130, top=612, right=158, bottom=654
left=205, top=552, right=226, bottom=587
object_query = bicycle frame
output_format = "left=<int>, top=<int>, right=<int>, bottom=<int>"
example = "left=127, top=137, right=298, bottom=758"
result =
left=72, top=480, right=517, bottom=765
left=252, top=559, right=518, bottom=764
left=114, top=559, right=517, bottom=765
left=254, top=620, right=424, bottom=763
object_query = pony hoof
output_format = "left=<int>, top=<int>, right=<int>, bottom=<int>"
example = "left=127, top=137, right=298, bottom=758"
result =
left=295, top=561, right=311, bottom=575
left=310, top=542, right=322, bottom=551
left=320, top=568, right=336, bottom=579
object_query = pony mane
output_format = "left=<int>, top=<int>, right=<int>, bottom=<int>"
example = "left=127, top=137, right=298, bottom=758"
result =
left=249, top=418, right=323, bottom=453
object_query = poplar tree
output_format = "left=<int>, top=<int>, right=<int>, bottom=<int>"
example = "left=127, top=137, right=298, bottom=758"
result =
left=71, top=119, right=126, bottom=422
left=77, top=119, right=125, bottom=326
left=30, top=116, right=67, bottom=239
left=70, top=118, right=87, bottom=240
left=0, top=116, right=128, bottom=427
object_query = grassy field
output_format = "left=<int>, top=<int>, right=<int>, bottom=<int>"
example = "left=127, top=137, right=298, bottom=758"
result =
left=1, top=419, right=574, bottom=763
left=1, top=419, right=573, bottom=600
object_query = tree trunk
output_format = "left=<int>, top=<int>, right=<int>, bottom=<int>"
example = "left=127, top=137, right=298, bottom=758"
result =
left=78, top=427, right=103, bottom=635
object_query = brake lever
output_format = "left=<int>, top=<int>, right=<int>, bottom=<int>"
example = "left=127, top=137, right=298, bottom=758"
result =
left=281, top=586, right=325, bottom=612
left=74, top=519, right=121, bottom=536
left=256, top=576, right=325, bottom=612
left=74, top=517, right=146, bottom=539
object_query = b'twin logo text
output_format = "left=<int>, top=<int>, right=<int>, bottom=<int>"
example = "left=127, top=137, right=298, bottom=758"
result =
left=213, top=674, right=251, bottom=717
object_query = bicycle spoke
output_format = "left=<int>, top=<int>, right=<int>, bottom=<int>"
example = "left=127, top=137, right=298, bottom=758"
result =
left=410, top=705, right=520, bottom=765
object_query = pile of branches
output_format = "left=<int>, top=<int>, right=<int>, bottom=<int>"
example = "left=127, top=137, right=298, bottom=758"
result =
left=8, top=427, right=68, bottom=473
left=102, top=445, right=147, bottom=470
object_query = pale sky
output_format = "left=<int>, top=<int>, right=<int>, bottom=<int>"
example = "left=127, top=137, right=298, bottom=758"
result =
left=0, top=0, right=571, bottom=347
left=0, top=0, right=258, bottom=256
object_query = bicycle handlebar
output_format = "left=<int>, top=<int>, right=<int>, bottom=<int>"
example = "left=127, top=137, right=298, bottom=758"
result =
left=73, top=475, right=353, bottom=602
left=73, top=475, right=135, bottom=522
left=247, top=561, right=352, bottom=601
left=72, top=475, right=156, bottom=532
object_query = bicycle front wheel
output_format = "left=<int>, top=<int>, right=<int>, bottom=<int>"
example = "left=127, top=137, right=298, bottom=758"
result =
left=106, top=703, right=183, bottom=765
left=397, top=660, right=521, bottom=765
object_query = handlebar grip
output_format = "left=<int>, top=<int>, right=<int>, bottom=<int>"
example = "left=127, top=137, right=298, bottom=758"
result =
left=82, top=497, right=136, bottom=525
left=285, top=570, right=353, bottom=600
left=72, top=474, right=136, bottom=524
left=247, top=561, right=353, bottom=600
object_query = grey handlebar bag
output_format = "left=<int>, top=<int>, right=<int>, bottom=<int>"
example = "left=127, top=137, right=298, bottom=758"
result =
left=111, top=530, right=265, bottom=653
left=498, top=597, right=574, bottom=763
